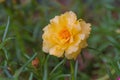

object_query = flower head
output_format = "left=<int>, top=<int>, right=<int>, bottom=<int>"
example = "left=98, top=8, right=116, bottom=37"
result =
left=42, top=11, right=91, bottom=59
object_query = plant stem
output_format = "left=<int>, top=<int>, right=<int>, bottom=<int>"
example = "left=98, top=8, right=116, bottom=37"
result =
left=43, top=55, right=49, bottom=80
left=74, top=60, right=78, bottom=80
left=70, top=61, right=74, bottom=80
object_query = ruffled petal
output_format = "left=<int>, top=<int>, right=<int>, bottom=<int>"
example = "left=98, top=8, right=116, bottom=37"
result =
left=49, top=46, right=64, bottom=57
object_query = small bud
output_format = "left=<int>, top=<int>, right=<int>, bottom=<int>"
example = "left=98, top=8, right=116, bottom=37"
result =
left=32, top=57, right=39, bottom=68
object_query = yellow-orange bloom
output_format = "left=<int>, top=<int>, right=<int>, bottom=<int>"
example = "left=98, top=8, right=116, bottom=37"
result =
left=42, top=11, right=91, bottom=59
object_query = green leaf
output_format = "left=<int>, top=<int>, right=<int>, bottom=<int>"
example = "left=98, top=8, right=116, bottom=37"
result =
left=111, top=61, right=120, bottom=75
left=2, top=47, right=9, bottom=60
left=2, top=16, right=10, bottom=42
left=107, top=36, right=120, bottom=49
left=29, top=72, right=33, bottom=80
left=0, top=37, right=13, bottom=49
left=50, top=58, right=66, bottom=75
left=13, top=52, right=37, bottom=80
left=54, top=74, right=71, bottom=80
left=105, top=64, right=114, bottom=80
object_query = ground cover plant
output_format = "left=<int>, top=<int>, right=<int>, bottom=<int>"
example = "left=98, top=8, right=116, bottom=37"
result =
left=0, top=0, right=120, bottom=80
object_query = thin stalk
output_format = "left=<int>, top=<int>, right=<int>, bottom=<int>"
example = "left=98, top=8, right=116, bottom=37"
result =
left=70, top=61, right=74, bottom=80
left=74, top=60, right=78, bottom=80
left=2, top=16, right=10, bottom=42
left=43, top=55, right=49, bottom=80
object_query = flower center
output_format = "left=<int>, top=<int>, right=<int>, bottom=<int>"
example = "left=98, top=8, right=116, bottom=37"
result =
left=59, top=29, right=71, bottom=40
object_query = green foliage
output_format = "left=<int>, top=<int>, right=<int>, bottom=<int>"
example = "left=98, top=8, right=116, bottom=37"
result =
left=0, top=0, right=120, bottom=80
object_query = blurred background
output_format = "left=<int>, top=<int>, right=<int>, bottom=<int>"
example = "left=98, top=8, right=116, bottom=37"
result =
left=0, top=0, right=120, bottom=80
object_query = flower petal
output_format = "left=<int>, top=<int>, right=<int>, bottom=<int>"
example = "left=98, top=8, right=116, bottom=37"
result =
left=65, top=48, right=81, bottom=59
left=80, top=20, right=91, bottom=38
left=49, top=46, right=64, bottom=57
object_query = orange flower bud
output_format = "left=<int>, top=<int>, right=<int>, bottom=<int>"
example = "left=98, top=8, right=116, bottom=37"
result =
left=32, top=57, right=39, bottom=68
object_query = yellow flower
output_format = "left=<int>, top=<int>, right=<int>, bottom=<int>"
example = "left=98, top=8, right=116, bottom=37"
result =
left=42, top=11, right=91, bottom=59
